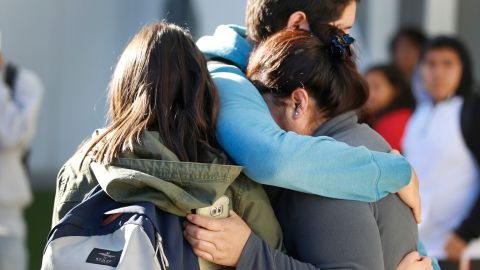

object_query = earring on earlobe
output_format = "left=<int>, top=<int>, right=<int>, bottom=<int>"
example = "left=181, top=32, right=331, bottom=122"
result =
left=294, top=104, right=301, bottom=116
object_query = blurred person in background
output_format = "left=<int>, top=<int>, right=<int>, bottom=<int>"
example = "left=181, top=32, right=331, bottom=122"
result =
left=390, top=27, right=430, bottom=105
left=403, top=36, right=480, bottom=261
left=0, top=41, right=43, bottom=269
left=363, top=64, right=416, bottom=152
left=390, top=27, right=427, bottom=82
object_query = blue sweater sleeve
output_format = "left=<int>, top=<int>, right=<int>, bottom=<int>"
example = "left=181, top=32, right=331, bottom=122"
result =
left=211, top=65, right=412, bottom=202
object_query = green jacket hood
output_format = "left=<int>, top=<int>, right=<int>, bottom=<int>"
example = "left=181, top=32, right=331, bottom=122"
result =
left=90, top=131, right=243, bottom=216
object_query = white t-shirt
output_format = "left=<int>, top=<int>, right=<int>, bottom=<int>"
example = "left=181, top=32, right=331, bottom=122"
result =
left=403, top=96, right=479, bottom=259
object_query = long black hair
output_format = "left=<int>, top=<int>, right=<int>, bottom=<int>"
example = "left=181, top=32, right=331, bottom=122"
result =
left=419, top=36, right=475, bottom=98
left=80, top=22, right=221, bottom=166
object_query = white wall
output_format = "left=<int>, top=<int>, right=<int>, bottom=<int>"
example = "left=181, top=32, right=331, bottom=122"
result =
left=364, top=0, right=400, bottom=63
left=0, top=0, right=247, bottom=187
left=193, top=0, right=246, bottom=37
left=424, top=0, right=459, bottom=35
left=0, top=0, right=164, bottom=186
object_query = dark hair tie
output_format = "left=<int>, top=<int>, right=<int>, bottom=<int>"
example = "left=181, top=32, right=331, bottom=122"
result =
left=330, top=34, right=355, bottom=57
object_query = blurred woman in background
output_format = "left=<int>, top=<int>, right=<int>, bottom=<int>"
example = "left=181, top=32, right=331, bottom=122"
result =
left=363, top=64, right=416, bottom=152
left=403, top=36, right=480, bottom=261
left=390, top=27, right=430, bottom=105
left=390, top=27, right=427, bottom=82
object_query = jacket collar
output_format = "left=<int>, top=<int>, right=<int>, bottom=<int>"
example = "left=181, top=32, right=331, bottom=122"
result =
left=88, top=130, right=243, bottom=216
left=313, top=111, right=359, bottom=138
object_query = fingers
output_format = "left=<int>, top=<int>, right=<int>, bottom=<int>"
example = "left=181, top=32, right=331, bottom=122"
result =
left=192, top=248, right=215, bottom=263
left=186, top=214, right=223, bottom=231
left=184, top=221, right=219, bottom=243
left=419, top=257, right=433, bottom=270
left=421, top=257, right=432, bottom=265
left=228, top=211, right=245, bottom=223
left=183, top=230, right=217, bottom=255
left=405, top=251, right=421, bottom=262
left=398, top=252, right=434, bottom=270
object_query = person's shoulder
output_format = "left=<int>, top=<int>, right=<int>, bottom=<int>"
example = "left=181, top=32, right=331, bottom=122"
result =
left=208, top=62, right=247, bottom=80
left=18, top=67, right=41, bottom=84
left=228, top=172, right=271, bottom=208
left=333, top=122, right=392, bottom=153
left=60, top=151, right=94, bottom=183
left=208, top=63, right=261, bottom=97
left=16, top=67, right=44, bottom=94
left=229, top=172, right=263, bottom=193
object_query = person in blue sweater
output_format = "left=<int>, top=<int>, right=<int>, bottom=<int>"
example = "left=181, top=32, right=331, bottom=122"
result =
left=197, top=0, right=420, bottom=207
left=196, top=0, right=420, bottom=212
left=183, top=0, right=438, bottom=269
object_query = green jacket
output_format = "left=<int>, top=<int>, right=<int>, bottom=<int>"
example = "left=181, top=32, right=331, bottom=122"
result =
left=52, top=131, right=283, bottom=269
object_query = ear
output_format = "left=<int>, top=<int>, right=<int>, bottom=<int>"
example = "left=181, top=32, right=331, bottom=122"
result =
left=286, top=11, right=310, bottom=31
left=290, top=88, right=309, bottom=118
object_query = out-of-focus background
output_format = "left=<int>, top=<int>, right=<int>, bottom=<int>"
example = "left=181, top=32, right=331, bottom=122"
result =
left=0, top=0, right=479, bottom=269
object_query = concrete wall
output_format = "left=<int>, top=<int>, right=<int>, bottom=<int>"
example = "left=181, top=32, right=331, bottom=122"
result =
left=0, top=0, right=246, bottom=188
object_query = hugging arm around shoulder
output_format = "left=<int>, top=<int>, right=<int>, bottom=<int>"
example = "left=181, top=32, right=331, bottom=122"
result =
left=210, top=65, right=412, bottom=202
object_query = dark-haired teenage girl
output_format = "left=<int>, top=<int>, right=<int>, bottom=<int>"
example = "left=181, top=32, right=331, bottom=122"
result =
left=50, top=22, right=283, bottom=270
left=403, top=36, right=480, bottom=261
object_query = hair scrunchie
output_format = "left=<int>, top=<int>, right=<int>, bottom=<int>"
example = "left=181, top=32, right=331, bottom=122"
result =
left=330, top=34, right=355, bottom=58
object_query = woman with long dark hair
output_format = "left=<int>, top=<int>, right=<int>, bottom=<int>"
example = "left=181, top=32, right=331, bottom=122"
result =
left=403, top=36, right=480, bottom=261
left=50, top=22, right=283, bottom=269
